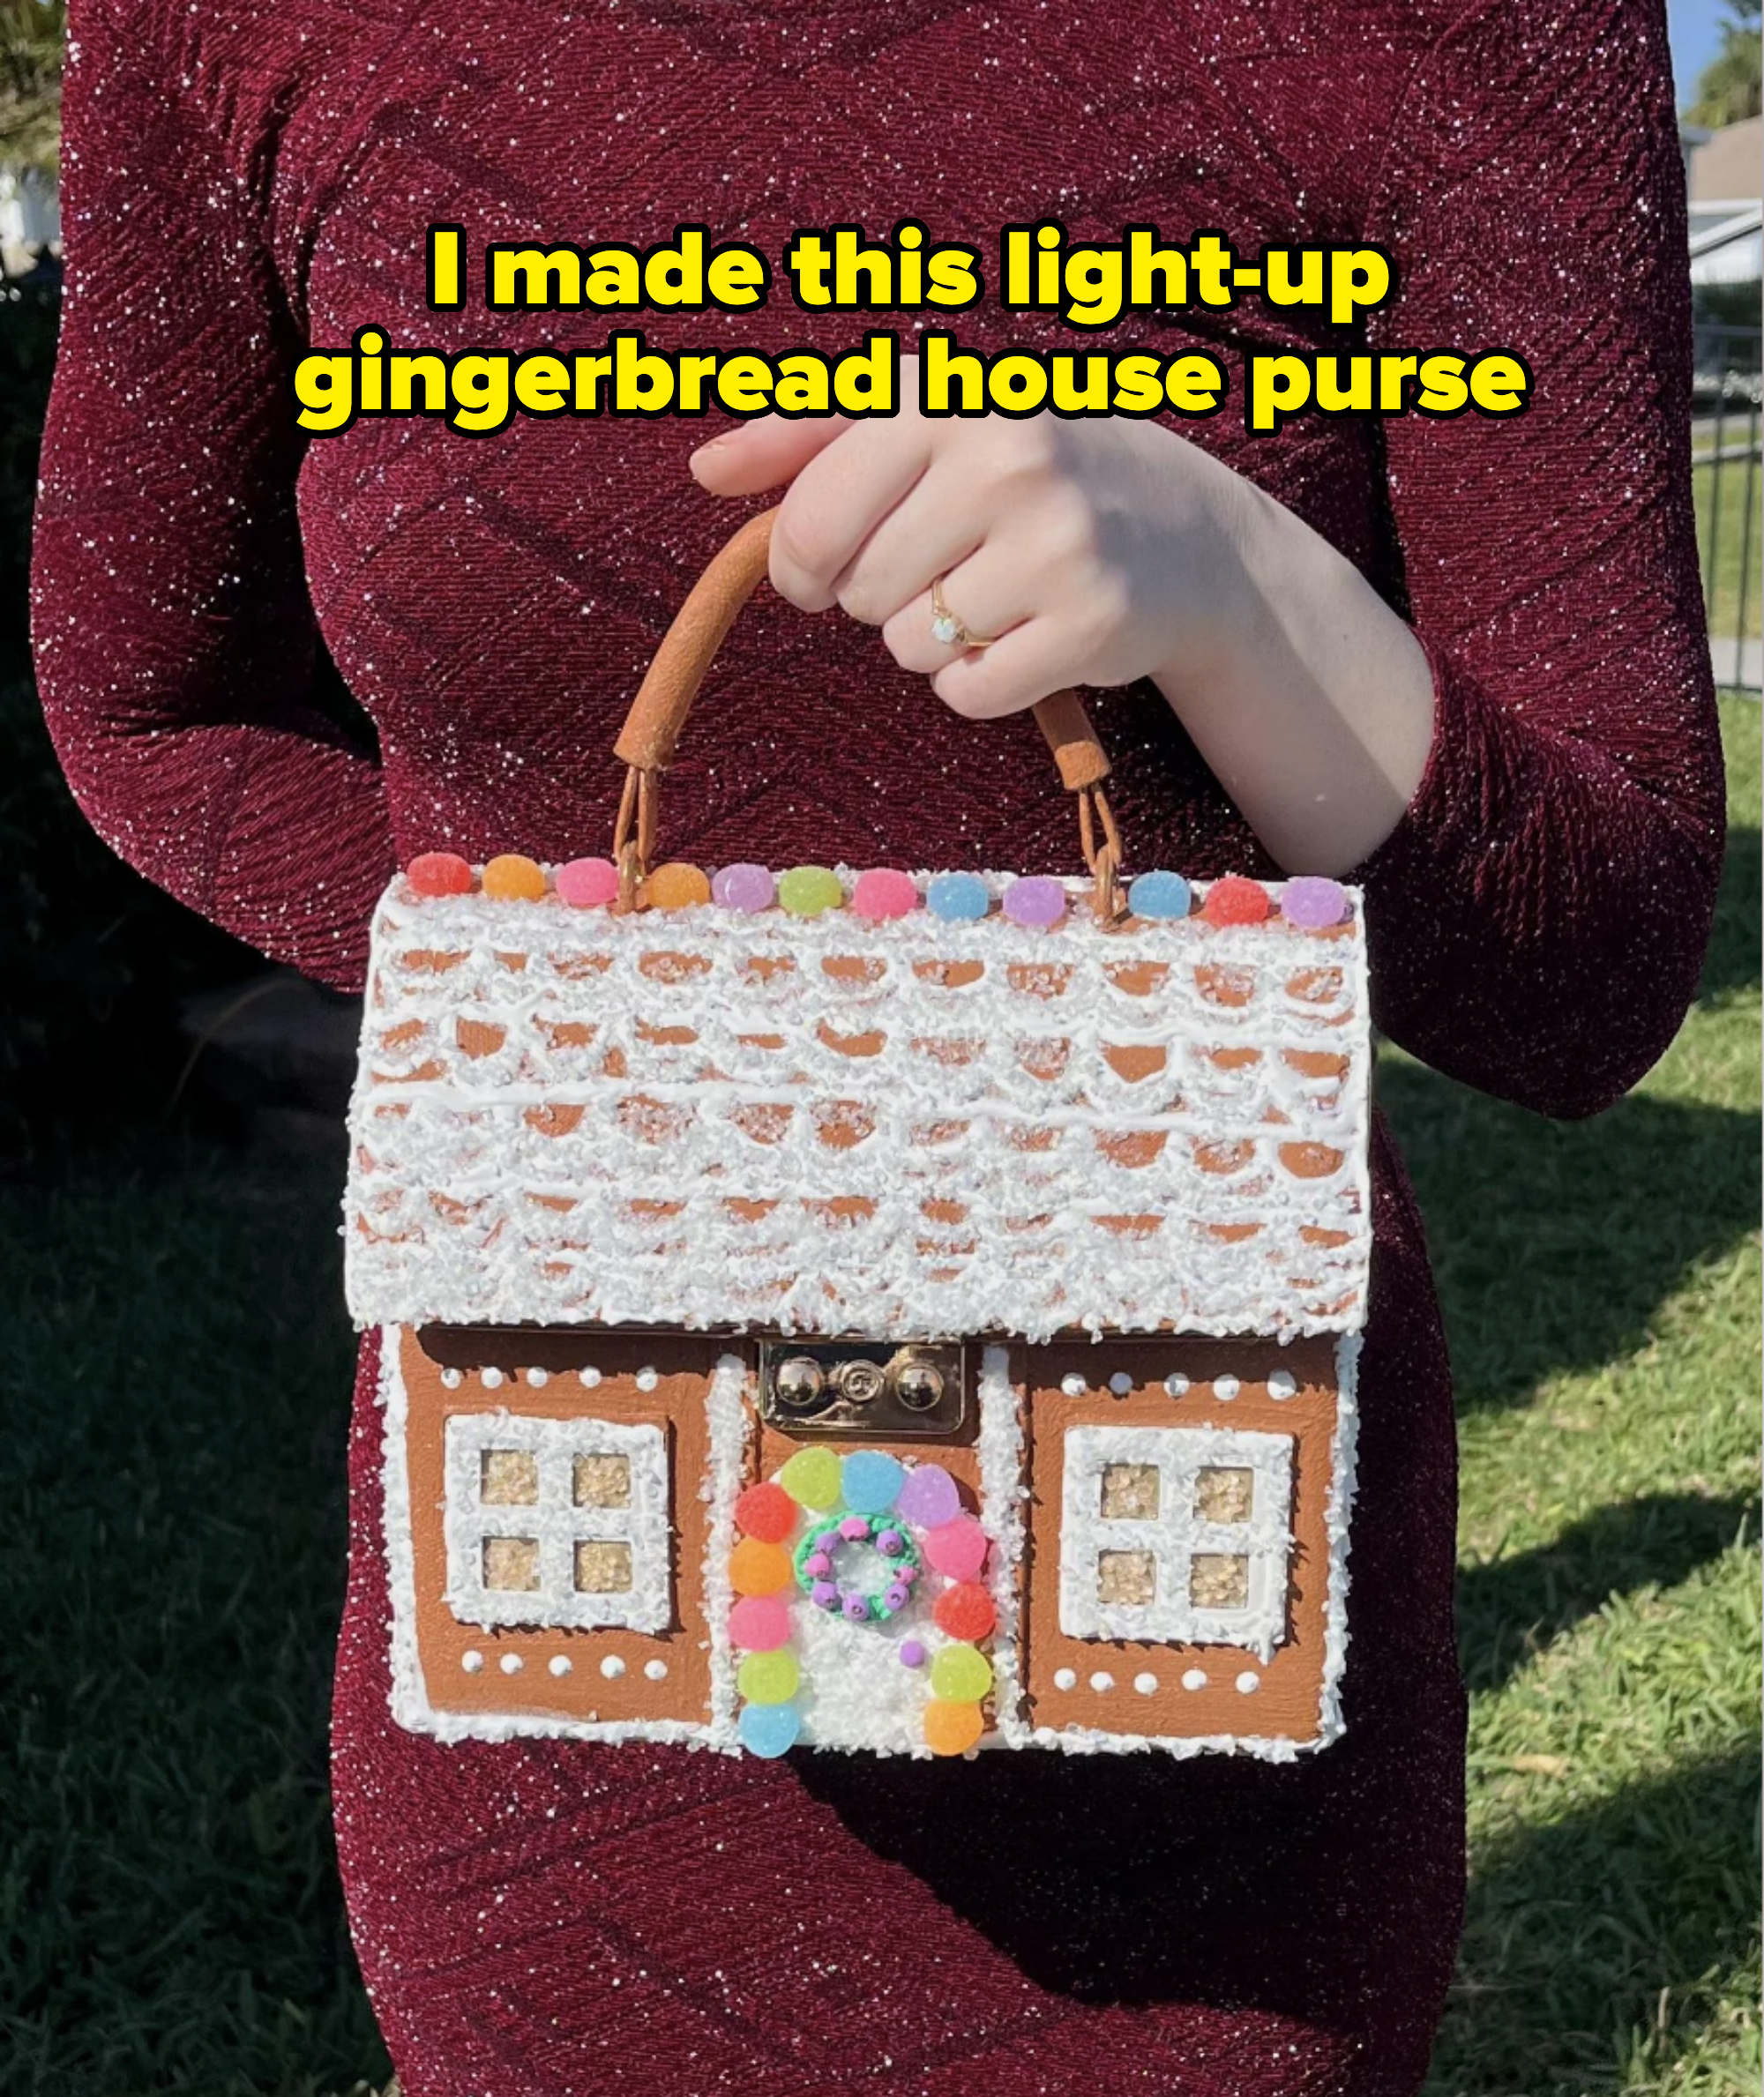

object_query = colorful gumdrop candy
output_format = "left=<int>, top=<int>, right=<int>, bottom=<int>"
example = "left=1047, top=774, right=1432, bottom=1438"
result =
left=933, top=1582, right=997, bottom=1642
left=729, top=1594, right=792, bottom=1652
left=407, top=852, right=474, bottom=897
left=1281, top=875, right=1349, bottom=929
left=778, top=1446, right=841, bottom=1511
left=1201, top=874, right=1271, bottom=925
left=850, top=869, right=918, bottom=922
left=1002, top=875, right=1068, bottom=928
left=729, top=1538, right=793, bottom=1595
left=931, top=1644, right=994, bottom=1701
left=895, top=1463, right=961, bottom=1529
left=737, top=1649, right=801, bottom=1705
left=734, top=1481, right=798, bottom=1543
left=923, top=1515, right=988, bottom=1581
left=1126, top=869, right=1192, bottom=921
left=556, top=857, right=620, bottom=908
left=925, top=872, right=990, bottom=923
left=482, top=854, right=547, bottom=901
left=737, top=1702, right=802, bottom=1757
left=923, top=1700, right=985, bottom=1757
left=777, top=865, right=844, bottom=918
left=647, top=862, right=711, bottom=911
left=713, top=863, right=776, bottom=913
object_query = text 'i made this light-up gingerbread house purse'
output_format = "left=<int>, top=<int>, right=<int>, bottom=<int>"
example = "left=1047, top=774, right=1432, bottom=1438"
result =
left=343, top=506, right=1373, bottom=1763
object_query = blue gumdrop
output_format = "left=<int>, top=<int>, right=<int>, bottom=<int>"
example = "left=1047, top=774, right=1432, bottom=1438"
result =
left=841, top=1449, right=906, bottom=1514
left=926, top=871, right=990, bottom=923
left=737, top=1701, right=802, bottom=1758
left=1128, top=870, right=1192, bottom=921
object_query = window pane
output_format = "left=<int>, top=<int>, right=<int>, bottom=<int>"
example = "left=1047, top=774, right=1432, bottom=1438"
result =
left=1100, top=1462, right=1161, bottom=1519
left=481, top=1449, right=539, bottom=1505
left=1190, top=1553, right=1250, bottom=1609
left=573, top=1451, right=632, bottom=1508
left=1096, top=1548, right=1157, bottom=1606
left=482, top=1536, right=541, bottom=1591
left=574, top=1539, right=635, bottom=1594
left=1194, top=1466, right=1253, bottom=1524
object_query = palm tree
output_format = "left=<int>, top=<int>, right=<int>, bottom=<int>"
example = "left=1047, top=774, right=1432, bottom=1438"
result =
left=0, top=0, right=65, bottom=178
left=1686, top=0, right=1762, bottom=130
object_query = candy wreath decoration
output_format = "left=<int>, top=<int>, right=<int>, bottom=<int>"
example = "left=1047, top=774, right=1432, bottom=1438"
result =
left=726, top=1449, right=998, bottom=1758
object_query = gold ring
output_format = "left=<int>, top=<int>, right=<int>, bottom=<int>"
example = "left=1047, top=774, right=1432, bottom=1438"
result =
left=930, top=575, right=998, bottom=651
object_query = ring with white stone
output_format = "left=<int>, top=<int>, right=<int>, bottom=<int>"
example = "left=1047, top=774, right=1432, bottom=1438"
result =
left=929, top=574, right=998, bottom=651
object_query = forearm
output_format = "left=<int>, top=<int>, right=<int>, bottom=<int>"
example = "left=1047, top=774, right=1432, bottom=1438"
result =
left=1151, top=474, right=1437, bottom=877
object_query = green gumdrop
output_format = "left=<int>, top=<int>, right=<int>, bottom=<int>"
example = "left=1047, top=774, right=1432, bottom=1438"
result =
left=930, top=1643, right=994, bottom=1702
left=777, top=865, right=845, bottom=918
left=737, top=1649, right=802, bottom=1705
left=778, top=1445, right=842, bottom=1510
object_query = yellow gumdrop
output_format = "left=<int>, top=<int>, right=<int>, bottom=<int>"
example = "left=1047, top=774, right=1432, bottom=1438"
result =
left=778, top=1446, right=842, bottom=1511
left=930, top=1643, right=993, bottom=1702
left=924, top=1699, right=985, bottom=1757
left=729, top=1538, right=793, bottom=1596
left=482, top=854, right=547, bottom=901
left=647, top=862, right=712, bottom=911
left=737, top=1649, right=801, bottom=1705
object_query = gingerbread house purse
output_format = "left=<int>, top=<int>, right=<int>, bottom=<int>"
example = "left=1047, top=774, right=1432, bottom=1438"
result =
left=344, top=508, right=1372, bottom=1762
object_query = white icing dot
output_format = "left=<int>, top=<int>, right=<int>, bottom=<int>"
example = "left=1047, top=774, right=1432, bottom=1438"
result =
left=1060, top=1373, right=1087, bottom=1397
left=1181, top=1668, right=1207, bottom=1690
left=526, top=1366, right=550, bottom=1387
left=1163, top=1372, right=1190, bottom=1397
left=1212, top=1375, right=1241, bottom=1400
left=634, top=1367, right=660, bottom=1392
left=439, top=1368, right=463, bottom=1390
left=481, top=1367, right=505, bottom=1389
left=548, top=1655, right=572, bottom=1677
left=1108, top=1371, right=1133, bottom=1395
left=600, top=1654, right=627, bottom=1679
left=1052, top=1667, right=1078, bottom=1690
left=1267, top=1369, right=1297, bottom=1400
left=1133, top=1671, right=1159, bottom=1695
left=579, top=1367, right=602, bottom=1389
left=461, top=1649, right=485, bottom=1674
left=499, top=1652, right=524, bottom=1675
left=1088, top=1671, right=1115, bottom=1693
left=1236, top=1670, right=1260, bottom=1695
left=644, top=1659, right=669, bottom=1682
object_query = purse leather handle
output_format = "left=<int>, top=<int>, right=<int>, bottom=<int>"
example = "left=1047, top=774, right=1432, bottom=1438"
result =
left=611, top=504, right=1122, bottom=916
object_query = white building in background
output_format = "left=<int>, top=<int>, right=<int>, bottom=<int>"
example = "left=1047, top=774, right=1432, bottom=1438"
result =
left=1685, top=116, right=1762, bottom=293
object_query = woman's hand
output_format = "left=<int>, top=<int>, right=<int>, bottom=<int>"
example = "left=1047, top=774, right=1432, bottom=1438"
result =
left=688, top=360, right=1437, bottom=875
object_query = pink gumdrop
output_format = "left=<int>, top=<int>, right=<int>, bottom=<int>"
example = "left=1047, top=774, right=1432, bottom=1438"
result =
left=1002, top=876, right=1068, bottom=928
left=896, top=1464, right=961, bottom=1529
left=803, top=1552, right=833, bottom=1578
left=713, top=863, right=776, bottom=914
left=851, top=869, right=919, bottom=922
left=556, top=857, right=620, bottom=909
left=896, top=1563, right=919, bottom=1585
left=729, top=1594, right=791, bottom=1652
left=839, top=1515, right=871, bottom=1541
left=923, top=1515, right=989, bottom=1581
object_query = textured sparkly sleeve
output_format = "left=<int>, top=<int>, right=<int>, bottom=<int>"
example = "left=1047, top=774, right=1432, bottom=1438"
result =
left=29, top=0, right=395, bottom=994
left=1350, top=0, right=1724, bottom=1120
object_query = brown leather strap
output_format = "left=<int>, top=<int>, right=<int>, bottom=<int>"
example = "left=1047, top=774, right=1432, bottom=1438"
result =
left=612, top=504, right=1125, bottom=918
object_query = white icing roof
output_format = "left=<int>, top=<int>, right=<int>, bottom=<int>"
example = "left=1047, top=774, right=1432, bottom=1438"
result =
left=344, top=873, right=1372, bottom=1342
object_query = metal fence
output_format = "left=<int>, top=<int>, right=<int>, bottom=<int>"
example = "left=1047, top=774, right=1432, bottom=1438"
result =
left=1692, top=320, right=1761, bottom=692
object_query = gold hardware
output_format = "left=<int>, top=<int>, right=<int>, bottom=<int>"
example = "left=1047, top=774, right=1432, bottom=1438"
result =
left=759, top=1340, right=967, bottom=1438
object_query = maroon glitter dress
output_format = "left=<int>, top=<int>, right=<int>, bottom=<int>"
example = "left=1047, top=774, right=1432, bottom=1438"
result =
left=33, top=3, right=1723, bottom=2091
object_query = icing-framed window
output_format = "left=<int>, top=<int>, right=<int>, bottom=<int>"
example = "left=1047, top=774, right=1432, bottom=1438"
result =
left=442, top=1413, right=672, bottom=1634
left=1057, top=1424, right=1294, bottom=1660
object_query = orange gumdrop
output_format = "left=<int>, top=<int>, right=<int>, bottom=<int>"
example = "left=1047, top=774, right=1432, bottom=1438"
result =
left=923, top=1700, right=986, bottom=1757
left=734, top=1481, right=799, bottom=1544
left=933, top=1581, right=998, bottom=1643
left=647, top=862, right=712, bottom=911
left=729, top=1537, right=793, bottom=1596
left=482, top=854, right=547, bottom=901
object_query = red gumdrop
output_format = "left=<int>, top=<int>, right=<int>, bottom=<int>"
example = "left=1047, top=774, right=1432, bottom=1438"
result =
left=407, top=852, right=474, bottom=898
left=734, top=1481, right=798, bottom=1544
left=1202, top=875, right=1272, bottom=926
left=933, top=1581, right=998, bottom=1643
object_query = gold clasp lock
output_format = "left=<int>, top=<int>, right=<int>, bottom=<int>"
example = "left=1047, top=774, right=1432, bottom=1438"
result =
left=758, top=1340, right=967, bottom=1438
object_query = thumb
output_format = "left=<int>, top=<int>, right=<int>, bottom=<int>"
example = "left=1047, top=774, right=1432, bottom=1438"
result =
left=688, top=412, right=850, bottom=495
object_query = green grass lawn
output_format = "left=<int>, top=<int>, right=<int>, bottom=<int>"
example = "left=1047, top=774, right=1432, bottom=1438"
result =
left=1693, top=456, right=1762, bottom=643
left=0, top=704, right=1757, bottom=2097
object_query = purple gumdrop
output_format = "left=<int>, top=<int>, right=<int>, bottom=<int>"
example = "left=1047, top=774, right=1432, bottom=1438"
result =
left=811, top=1581, right=841, bottom=1611
left=896, top=1464, right=961, bottom=1529
left=842, top=1593, right=871, bottom=1623
left=877, top=1529, right=904, bottom=1557
left=839, top=1515, right=871, bottom=1541
left=1002, top=875, right=1068, bottom=928
left=712, top=862, right=776, bottom=914
left=884, top=1585, right=910, bottom=1611
left=1282, top=875, right=1349, bottom=929
left=803, top=1552, right=833, bottom=1578
left=900, top=1640, right=927, bottom=1668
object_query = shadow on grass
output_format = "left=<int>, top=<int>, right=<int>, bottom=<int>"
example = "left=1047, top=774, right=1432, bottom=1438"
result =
left=0, top=1141, right=389, bottom=2097
left=1378, top=1064, right=1759, bottom=1414
left=1457, top=1492, right=1759, bottom=1695
left=1427, top=1745, right=1762, bottom=2097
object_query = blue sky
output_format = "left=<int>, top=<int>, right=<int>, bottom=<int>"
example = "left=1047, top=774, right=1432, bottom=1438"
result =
left=1668, top=0, right=1744, bottom=102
